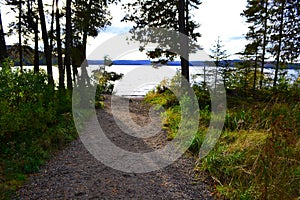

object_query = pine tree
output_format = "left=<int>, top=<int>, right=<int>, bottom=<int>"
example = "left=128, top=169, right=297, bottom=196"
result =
left=244, top=41, right=261, bottom=90
left=6, top=0, right=25, bottom=69
left=72, top=0, right=112, bottom=57
left=243, top=0, right=299, bottom=88
left=210, top=37, right=229, bottom=88
left=6, top=0, right=40, bottom=71
left=71, top=0, right=113, bottom=85
left=242, top=0, right=270, bottom=89
left=269, top=0, right=300, bottom=86
left=122, top=0, right=202, bottom=83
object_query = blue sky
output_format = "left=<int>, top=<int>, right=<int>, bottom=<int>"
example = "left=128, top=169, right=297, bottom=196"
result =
left=2, top=0, right=248, bottom=60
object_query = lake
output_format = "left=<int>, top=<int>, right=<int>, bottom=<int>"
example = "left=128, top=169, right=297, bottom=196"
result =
left=12, top=64, right=300, bottom=97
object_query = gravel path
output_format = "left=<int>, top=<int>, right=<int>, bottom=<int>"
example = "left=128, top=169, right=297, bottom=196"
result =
left=15, top=96, right=214, bottom=199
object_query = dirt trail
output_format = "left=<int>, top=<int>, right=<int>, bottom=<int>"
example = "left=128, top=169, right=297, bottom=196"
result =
left=15, top=96, right=214, bottom=199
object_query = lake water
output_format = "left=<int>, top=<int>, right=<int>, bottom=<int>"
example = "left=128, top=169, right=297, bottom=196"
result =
left=13, top=65, right=300, bottom=97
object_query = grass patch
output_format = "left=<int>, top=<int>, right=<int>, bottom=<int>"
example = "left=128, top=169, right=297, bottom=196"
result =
left=144, top=79, right=300, bottom=199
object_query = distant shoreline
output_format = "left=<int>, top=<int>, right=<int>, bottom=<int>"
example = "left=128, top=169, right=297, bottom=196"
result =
left=87, top=60, right=300, bottom=69
left=4, top=59, right=300, bottom=69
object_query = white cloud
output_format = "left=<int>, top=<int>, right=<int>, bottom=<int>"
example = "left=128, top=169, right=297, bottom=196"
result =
left=196, top=0, right=248, bottom=59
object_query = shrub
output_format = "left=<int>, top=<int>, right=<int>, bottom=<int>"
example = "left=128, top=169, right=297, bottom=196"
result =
left=145, top=74, right=299, bottom=199
left=0, top=67, right=77, bottom=199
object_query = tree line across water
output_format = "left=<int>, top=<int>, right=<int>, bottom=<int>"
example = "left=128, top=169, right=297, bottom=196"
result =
left=0, top=0, right=298, bottom=88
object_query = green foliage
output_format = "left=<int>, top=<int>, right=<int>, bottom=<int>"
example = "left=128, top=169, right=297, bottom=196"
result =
left=122, top=0, right=201, bottom=65
left=72, top=0, right=112, bottom=46
left=201, top=97, right=300, bottom=199
left=144, top=76, right=211, bottom=150
left=0, top=68, right=77, bottom=199
left=0, top=57, right=14, bottom=69
left=92, top=66, right=123, bottom=108
left=145, top=74, right=300, bottom=199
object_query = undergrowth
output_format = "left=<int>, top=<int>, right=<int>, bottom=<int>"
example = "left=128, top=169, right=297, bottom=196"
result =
left=144, top=77, right=300, bottom=199
left=0, top=67, right=77, bottom=199
left=0, top=61, right=122, bottom=199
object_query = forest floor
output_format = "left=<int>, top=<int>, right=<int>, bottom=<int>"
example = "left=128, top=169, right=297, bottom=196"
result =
left=14, top=96, right=214, bottom=200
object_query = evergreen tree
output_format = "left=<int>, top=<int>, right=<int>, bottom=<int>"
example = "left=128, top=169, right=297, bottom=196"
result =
left=244, top=41, right=261, bottom=90
left=242, top=0, right=270, bottom=89
left=243, top=0, right=299, bottom=88
left=6, top=0, right=25, bottom=69
left=6, top=0, right=40, bottom=71
left=210, top=37, right=229, bottom=88
left=72, top=0, right=112, bottom=58
left=25, top=0, right=40, bottom=73
left=122, top=0, right=202, bottom=82
left=71, top=0, right=113, bottom=85
left=269, top=0, right=300, bottom=86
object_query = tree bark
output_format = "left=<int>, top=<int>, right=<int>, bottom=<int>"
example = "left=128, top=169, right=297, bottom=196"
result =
left=82, top=0, right=93, bottom=58
left=65, top=0, right=72, bottom=89
left=49, top=0, right=55, bottom=55
left=38, top=0, right=54, bottom=85
left=178, top=0, right=189, bottom=83
left=56, top=0, right=64, bottom=90
left=19, top=0, right=23, bottom=71
left=273, top=0, right=285, bottom=87
left=0, top=9, right=7, bottom=63
left=26, top=0, right=39, bottom=73
left=253, top=52, right=258, bottom=90
left=34, top=16, right=39, bottom=73
left=260, top=0, right=269, bottom=89
left=79, top=0, right=93, bottom=86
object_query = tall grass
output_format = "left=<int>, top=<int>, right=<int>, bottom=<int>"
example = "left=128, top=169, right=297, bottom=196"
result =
left=144, top=78, right=300, bottom=199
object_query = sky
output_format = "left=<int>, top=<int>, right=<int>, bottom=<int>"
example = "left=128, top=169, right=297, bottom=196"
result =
left=1, top=0, right=249, bottom=60
left=87, top=0, right=249, bottom=60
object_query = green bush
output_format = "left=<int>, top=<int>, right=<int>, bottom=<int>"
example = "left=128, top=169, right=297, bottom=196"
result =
left=92, top=67, right=123, bottom=108
left=145, top=74, right=300, bottom=199
left=0, top=67, right=77, bottom=199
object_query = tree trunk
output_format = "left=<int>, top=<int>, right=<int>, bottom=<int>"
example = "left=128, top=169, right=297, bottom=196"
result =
left=34, top=16, right=39, bottom=73
left=38, top=0, right=54, bottom=85
left=65, top=0, right=72, bottom=89
left=0, top=9, right=7, bottom=63
left=273, top=0, right=285, bottom=87
left=260, top=0, right=269, bottom=89
left=49, top=0, right=55, bottom=54
left=178, top=0, right=189, bottom=83
left=80, top=0, right=93, bottom=86
left=56, top=0, right=64, bottom=90
left=253, top=52, right=258, bottom=90
left=19, top=0, right=23, bottom=71
left=82, top=0, right=93, bottom=58
left=25, top=0, right=39, bottom=73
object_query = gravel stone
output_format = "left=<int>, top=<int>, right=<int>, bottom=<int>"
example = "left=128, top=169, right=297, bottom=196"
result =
left=15, top=96, right=214, bottom=199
